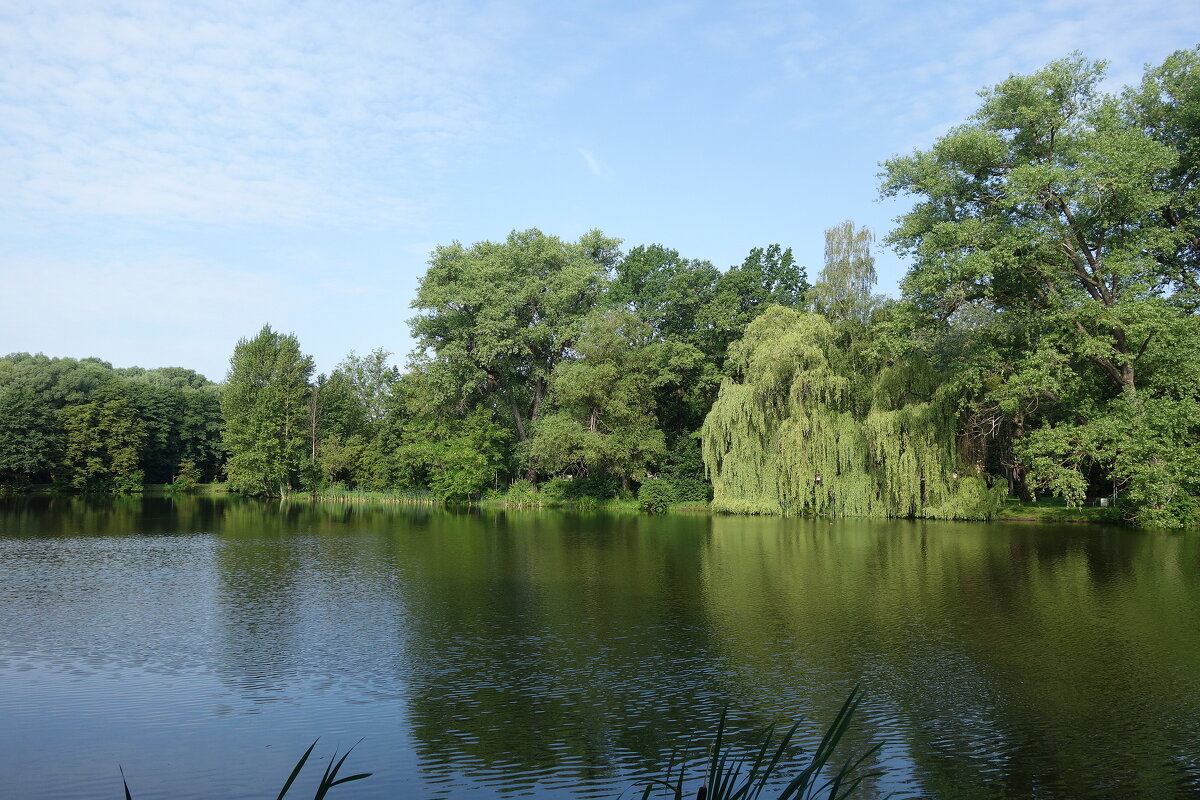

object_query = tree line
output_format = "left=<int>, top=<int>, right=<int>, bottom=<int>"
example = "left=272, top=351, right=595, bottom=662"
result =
left=2, top=48, right=1197, bottom=527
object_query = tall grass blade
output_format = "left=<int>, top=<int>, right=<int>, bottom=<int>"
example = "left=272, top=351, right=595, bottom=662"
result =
left=313, top=739, right=370, bottom=800
left=276, top=739, right=319, bottom=800
left=119, top=766, right=132, bottom=800
left=636, top=686, right=873, bottom=800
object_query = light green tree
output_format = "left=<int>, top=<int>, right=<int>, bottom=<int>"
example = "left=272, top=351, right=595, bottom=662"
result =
left=222, top=325, right=315, bottom=496
left=337, top=348, right=398, bottom=424
left=701, top=306, right=1004, bottom=518
left=810, top=221, right=880, bottom=325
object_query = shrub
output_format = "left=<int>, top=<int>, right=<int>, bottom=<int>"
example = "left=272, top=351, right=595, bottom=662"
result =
left=503, top=478, right=541, bottom=508
left=638, top=478, right=672, bottom=513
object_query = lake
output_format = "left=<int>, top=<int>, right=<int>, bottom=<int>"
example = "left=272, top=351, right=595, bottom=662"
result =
left=1, top=496, right=1198, bottom=798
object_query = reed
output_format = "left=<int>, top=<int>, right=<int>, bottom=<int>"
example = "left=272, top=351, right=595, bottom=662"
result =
left=635, top=687, right=880, bottom=800
left=116, top=691, right=875, bottom=798
left=120, top=739, right=371, bottom=799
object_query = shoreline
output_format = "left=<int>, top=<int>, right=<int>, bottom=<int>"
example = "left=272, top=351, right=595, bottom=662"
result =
left=3, top=487, right=1131, bottom=527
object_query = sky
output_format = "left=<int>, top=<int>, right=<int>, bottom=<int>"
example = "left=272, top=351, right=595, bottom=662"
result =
left=2, top=0, right=1199, bottom=381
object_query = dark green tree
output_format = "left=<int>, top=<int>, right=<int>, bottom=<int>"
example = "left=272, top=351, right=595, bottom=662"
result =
left=370, top=364, right=509, bottom=500
left=700, top=243, right=810, bottom=367
left=58, top=383, right=146, bottom=493
left=526, top=310, right=701, bottom=491
left=881, top=49, right=1200, bottom=526
left=411, top=228, right=618, bottom=463
left=0, top=385, right=60, bottom=488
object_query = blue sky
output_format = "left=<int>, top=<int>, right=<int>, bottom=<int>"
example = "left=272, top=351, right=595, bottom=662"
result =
left=3, top=0, right=1198, bottom=381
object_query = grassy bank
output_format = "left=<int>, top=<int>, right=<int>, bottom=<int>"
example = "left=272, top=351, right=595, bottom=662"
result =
left=995, top=497, right=1123, bottom=525
left=142, top=482, right=229, bottom=495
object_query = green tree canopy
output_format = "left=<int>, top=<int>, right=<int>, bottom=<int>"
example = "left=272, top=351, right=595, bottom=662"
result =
left=58, top=383, right=146, bottom=493
left=411, top=228, right=619, bottom=445
left=0, top=385, right=61, bottom=488
left=881, top=48, right=1200, bottom=526
left=222, top=325, right=315, bottom=496
left=701, top=306, right=1004, bottom=519
left=526, top=310, right=702, bottom=490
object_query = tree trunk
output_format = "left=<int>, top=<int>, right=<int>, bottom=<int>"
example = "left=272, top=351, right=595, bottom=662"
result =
left=530, top=379, right=546, bottom=423
left=510, top=398, right=528, bottom=442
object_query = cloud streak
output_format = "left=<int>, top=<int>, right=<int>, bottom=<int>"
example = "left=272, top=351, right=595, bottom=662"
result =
left=579, top=148, right=609, bottom=177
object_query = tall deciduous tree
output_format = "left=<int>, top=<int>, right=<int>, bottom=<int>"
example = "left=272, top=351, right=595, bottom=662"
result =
left=337, top=348, right=399, bottom=424
left=882, top=53, right=1188, bottom=394
left=882, top=49, right=1200, bottom=526
left=526, top=310, right=701, bottom=490
left=410, top=228, right=618, bottom=447
left=222, top=325, right=315, bottom=496
left=811, top=221, right=879, bottom=325
left=700, top=244, right=810, bottom=369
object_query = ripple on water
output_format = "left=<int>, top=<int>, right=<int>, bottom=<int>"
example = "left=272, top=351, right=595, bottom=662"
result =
left=2, top=500, right=1200, bottom=799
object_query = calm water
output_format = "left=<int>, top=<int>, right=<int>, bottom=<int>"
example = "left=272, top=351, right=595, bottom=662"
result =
left=1, top=497, right=1198, bottom=799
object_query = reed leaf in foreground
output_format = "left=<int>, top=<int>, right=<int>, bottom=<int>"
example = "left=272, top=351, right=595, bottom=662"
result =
left=635, top=686, right=881, bottom=800
left=120, top=739, right=372, bottom=799
left=118, top=690, right=873, bottom=798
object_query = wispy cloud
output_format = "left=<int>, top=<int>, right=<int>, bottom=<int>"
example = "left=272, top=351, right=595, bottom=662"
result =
left=0, top=0, right=525, bottom=225
left=578, top=147, right=609, bottom=177
left=709, top=0, right=1200, bottom=141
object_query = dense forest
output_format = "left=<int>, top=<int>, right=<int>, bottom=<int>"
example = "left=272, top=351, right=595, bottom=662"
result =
left=2, top=50, right=1198, bottom=527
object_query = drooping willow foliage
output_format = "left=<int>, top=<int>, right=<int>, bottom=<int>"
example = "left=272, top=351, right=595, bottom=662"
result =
left=701, top=307, right=1005, bottom=519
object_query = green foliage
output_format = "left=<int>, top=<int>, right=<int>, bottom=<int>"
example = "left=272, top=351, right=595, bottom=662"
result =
left=0, top=352, right=116, bottom=408
left=172, top=458, right=201, bottom=493
left=369, top=362, right=510, bottom=501
left=398, top=232, right=814, bottom=496
left=636, top=688, right=877, bottom=800
left=424, top=408, right=510, bottom=502
left=881, top=47, right=1200, bottom=527
left=659, top=436, right=711, bottom=503
left=0, top=352, right=224, bottom=490
left=609, top=244, right=722, bottom=345
left=0, top=385, right=60, bottom=488
left=501, top=478, right=542, bottom=508
left=702, top=307, right=1005, bottom=519
left=526, top=310, right=696, bottom=488
left=541, top=474, right=619, bottom=501
left=336, top=348, right=398, bottom=424
left=222, top=325, right=315, bottom=496
left=701, top=244, right=811, bottom=363
left=57, top=384, right=147, bottom=493
left=811, top=220, right=881, bottom=325
left=411, top=228, right=618, bottom=447
left=637, top=478, right=672, bottom=513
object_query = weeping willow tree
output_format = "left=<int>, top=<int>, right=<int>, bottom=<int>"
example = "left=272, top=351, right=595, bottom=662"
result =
left=701, top=306, right=1005, bottom=518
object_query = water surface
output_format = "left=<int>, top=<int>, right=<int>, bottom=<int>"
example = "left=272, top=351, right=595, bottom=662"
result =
left=1, top=496, right=1198, bottom=798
